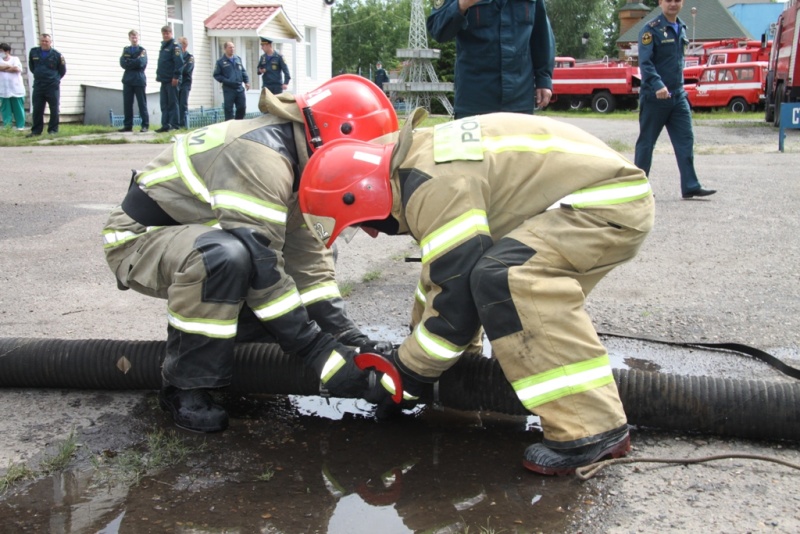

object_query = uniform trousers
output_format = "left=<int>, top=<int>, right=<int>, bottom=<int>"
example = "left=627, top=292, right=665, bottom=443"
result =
left=222, top=88, right=246, bottom=120
left=634, top=92, right=702, bottom=196
left=159, top=82, right=180, bottom=130
left=471, top=199, right=653, bottom=443
left=178, top=84, right=191, bottom=127
left=122, top=84, right=149, bottom=130
left=30, top=84, right=59, bottom=134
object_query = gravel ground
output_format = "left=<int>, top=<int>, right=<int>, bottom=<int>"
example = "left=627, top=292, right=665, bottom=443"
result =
left=1, top=116, right=799, bottom=532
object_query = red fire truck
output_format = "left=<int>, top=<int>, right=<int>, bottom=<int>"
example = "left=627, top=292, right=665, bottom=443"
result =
left=684, top=43, right=771, bottom=85
left=685, top=61, right=768, bottom=113
left=551, top=57, right=640, bottom=113
left=765, top=0, right=800, bottom=125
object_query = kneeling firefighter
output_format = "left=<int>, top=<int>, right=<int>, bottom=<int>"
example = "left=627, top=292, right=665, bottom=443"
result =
left=299, top=108, right=655, bottom=475
left=102, top=75, right=399, bottom=433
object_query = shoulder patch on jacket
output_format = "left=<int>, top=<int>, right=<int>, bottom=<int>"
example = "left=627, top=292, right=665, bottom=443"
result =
left=641, top=32, right=653, bottom=46
left=432, top=0, right=445, bottom=9
left=433, top=117, right=484, bottom=163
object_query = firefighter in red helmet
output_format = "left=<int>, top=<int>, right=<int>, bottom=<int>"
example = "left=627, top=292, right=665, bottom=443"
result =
left=300, top=108, right=655, bottom=475
left=102, top=76, right=398, bottom=433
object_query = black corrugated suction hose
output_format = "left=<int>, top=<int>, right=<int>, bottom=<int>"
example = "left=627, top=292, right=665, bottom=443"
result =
left=0, top=337, right=798, bottom=441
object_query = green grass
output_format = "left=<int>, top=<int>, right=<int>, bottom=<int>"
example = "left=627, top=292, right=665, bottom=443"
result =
left=339, top=281, right=354, bottom=297
left=39, top=430, right=78, bottom=474
left=0, top=463, right=35, bottom=494
left=92, top=429, right=204, bottom=485
left=0, top=123, right=176, bottom=147
left=362, top=270, right=382, bottom=283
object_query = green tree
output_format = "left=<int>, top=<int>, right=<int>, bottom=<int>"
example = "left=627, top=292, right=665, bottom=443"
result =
left=331, top=0, right=411, bottom=77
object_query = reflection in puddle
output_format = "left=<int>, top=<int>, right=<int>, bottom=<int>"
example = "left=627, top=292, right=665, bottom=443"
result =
left=0, top=393, right=586, bottom=533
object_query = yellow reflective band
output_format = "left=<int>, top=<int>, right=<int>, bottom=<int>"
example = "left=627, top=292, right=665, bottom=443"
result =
left=512, top=355, right=615, bottom=410
left=101, top=226, right=161, bottom=249
left=299, top=282, right=341, bottom=306
left=481, top=134, right=622, bottom=161
left=414, top=323, right=465, bottom=361
left=252, top=289, right=302, bottom=321
left=380, top=373, right=419, bottom=401
left=137, top=163, right=179, bottom=187
left=420, top=209, right=489, bottom=264
left=547, top=179, right=651, bottom=210
left=320, top=349, right=346, bottom=384
left=433, top=117, right=484, bottom=162
left=174, top=135, right=212, bottom=203
left=167, top=309, right=238, bottom=339
left=415, top=281, right=426, bottom=304
left=210, top=190, right=288, bottom=224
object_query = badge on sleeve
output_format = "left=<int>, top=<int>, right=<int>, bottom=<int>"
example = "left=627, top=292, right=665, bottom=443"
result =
left=641, top=32, right=653, bottom=46
left=432, top=0, right=445, bottom=9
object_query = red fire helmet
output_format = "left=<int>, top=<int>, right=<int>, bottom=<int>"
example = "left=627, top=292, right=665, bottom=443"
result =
left=299, top=138, right=395, bottom=247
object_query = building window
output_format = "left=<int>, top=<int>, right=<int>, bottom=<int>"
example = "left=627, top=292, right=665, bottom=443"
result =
left=305, top=27, right=316, bottom=79
left=245, top=38, right=260, bottom=89
left=167, top=0, right=184, bottom=38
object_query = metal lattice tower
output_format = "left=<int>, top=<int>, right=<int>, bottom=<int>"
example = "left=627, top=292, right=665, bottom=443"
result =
left=384, top=0, right=454, bottom=117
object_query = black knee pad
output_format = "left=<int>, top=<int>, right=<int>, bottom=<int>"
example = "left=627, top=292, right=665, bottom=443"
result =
left=469, top=238, right=535, bottom=341
left=195, top=230, right=252, bottom=303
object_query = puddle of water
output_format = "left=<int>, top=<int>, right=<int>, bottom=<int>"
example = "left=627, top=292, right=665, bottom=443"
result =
left=0, top=395, right=585, bottom=533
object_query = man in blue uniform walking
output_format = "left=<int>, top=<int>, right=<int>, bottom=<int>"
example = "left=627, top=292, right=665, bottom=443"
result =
left=257, top=37, right=290, bottom=95
left=155, top=26, right=183, bottom=133
left=214, top=41, right=250, bottom=120
left=427, top=0, right=555, bottom=119
left=119, top=30, right=149, bottom=133
left=634, top=0, right=716, bottom=199
left=27, top=33, right=66, bottom=137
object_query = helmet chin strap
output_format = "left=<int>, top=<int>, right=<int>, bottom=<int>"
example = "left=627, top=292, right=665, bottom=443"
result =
left=302, top=107, right=323, bottom=149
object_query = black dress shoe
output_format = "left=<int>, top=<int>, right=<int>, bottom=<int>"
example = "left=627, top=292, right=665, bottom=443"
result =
left=118, top=128, right=132, bottom=133
left=155, top=126, right=171, bottom=133
left=159, top=386, right=229, bottom=433
left=140, top=127, right=149, bottom=133
left=682, top=187, right=717, bottom=199
left=26, top=132, right=41, bottom=138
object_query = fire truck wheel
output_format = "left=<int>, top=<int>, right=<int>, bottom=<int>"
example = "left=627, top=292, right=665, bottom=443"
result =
left=591, top=91, right=616, bottom=114
left=727, top=97, right=748, bottom=113
left=569, top=98, right=586, bottom=110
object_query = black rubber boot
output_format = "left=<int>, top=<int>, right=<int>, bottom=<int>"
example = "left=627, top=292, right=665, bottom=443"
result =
left=158, top=386, right=229, bottom=433
left=522, top=425, right=631, bottom=476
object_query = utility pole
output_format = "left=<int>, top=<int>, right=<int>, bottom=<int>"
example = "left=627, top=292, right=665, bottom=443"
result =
left=384, top=0, right=454, bottom=117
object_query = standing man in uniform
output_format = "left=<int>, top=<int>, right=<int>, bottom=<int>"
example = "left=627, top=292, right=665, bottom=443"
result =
left=102, top=75, right=399, bottom=433
left=27, top=34, right=66, bottom=137
left=177, top=36, right=194, bottom=129
left=374, top=61, right=389, bottom=93
left=427, top=0, right=555, bottom=119
left=299, top=108, right=655, bottom=475
left=155, top=25, right=183, bottom=133
left=214, top=41, right=250, bottom=120
left=257, top=37, right=290, bottom=95
left=119, top=30, right=149, bottom=133
left=635, top=0, right=716, bottom=199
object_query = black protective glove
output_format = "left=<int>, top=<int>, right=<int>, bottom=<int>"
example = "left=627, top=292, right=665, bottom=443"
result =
left=364, top=349, right=429, bottom=420
left=337, top=327, right=394, bottom=356
left=305, top=340, right=369, bottom=399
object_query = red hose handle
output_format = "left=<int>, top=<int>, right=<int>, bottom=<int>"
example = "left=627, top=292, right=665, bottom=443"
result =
left=354, top=352, right=403, bottom=404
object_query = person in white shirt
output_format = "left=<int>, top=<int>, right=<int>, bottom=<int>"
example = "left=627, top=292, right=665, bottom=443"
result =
left=0, top=43, right=26, bottom=130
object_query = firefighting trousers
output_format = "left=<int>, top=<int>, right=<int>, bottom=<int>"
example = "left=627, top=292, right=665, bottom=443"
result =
left=470, top=201, right=653, bottom=444
left=103, top=220, right=293, bottom=389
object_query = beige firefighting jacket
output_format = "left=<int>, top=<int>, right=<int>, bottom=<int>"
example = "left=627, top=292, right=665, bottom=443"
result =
left=389, top=111, right=654, bottom=379
left=103, top=109, right=352, bottom=337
